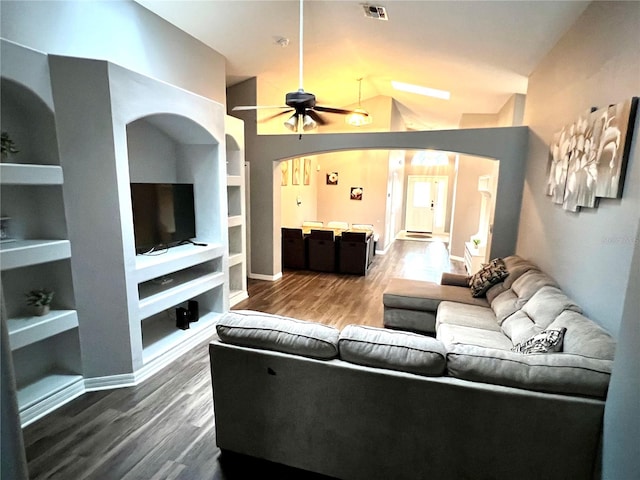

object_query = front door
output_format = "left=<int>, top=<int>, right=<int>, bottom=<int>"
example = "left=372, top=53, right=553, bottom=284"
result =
left=405, top=175, right=448, bottom=234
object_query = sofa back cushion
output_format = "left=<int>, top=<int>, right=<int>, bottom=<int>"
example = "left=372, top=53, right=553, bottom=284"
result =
left=491, top=289, right=520, bottom=325
left=446, top=344, right=613, bottom=398
left=216, top=310, right=339, bottom=359
left=511, top=271, right=559, bottom=308
left=500, top=310, right=544, bottom=345
left=549, top=310, right=616, bottom=360
left=521, top=286, right=582, bottom=329
left=502, top=255, right=539, bottom=289
left=339, top=325, right=446, bottom=376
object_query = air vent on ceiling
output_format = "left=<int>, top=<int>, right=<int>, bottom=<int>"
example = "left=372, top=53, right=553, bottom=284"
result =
left=362, top=4, right=388, bottom=21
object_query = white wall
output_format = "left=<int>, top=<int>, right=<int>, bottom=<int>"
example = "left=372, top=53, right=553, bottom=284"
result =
left=0, top=0, right=226, bottom=106
left=449, top=155, right=498, bottom=258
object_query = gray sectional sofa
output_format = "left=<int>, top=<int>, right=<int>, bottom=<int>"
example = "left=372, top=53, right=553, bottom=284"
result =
left=209, top=253, right=617, bottom=480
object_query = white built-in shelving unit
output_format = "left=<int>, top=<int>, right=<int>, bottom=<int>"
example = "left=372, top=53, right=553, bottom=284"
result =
left=225, top=116, right=248, bottom=306
left=47, top=53, right=230, bottom=389
left=0, top=40, right=84, bottom=426
left=1, top=40, right=238, bottom=425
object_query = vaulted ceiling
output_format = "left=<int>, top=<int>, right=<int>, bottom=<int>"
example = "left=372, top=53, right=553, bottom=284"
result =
left=136, top=0, right=590, bottom=130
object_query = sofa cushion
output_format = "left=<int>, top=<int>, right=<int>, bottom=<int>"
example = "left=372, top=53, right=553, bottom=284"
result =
left=549, top=310, right=616, bottom=360
left=500, top=310, right=543, bottom=345
left=383, top=278, right=489, bottom=313
left=485, top=281, right=507, bottom=304
left=511, top=328, right=567, bottom=354
left=502, top=256, right=539, bottom=289
left=511, top=271, right=559, bottom=308
left=437, top=323, right=513, bottom=351
left=339, top=325, right=446, bottom=376
left=440, top=272, right=470, bottom=287
left=446, top=344, right=613, bottom=398
left=491, top=289, right=520, bottom=325
left=436, top=301, right=500, bottom=331
left=468, top=258, right=509, bottom=297
left=216, top=310, right=339, bottom=359
left=521, top=286, right=582, bottom=329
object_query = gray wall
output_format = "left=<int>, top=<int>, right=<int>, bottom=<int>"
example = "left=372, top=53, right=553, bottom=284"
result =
left=0, top=0, right=226, bottom=106
left=517, top=1, right=639, bottom=337
left=602, top=217, right=640, bottom=480
left=516, top=3, right=640, bottom=477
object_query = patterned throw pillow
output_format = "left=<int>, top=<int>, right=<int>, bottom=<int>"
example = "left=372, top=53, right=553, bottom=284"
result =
left=468, top=258, right=509, bottom=297
left=511, top=327, right=567, bottom=354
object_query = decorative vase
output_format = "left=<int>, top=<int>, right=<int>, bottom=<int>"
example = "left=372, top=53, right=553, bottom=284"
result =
left=32, top=305, right=50, bottom=317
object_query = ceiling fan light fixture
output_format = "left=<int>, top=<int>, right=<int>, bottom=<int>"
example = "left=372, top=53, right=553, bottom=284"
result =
left=346, top=108, right=372, bottom=127
left=302, top=114, right=317, bottom=131
left=346, top=78, right=372, bottom=127
left=284, top=113, right=298, bottom=131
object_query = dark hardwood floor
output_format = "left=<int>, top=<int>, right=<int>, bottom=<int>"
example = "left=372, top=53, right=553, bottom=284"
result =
left=22, top=239, right=463, bottom=480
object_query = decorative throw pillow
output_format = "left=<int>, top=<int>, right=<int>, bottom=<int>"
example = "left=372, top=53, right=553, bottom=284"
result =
left=511, top=327, right=567, bottom=354
left=468, top=258, right=509, bottom=297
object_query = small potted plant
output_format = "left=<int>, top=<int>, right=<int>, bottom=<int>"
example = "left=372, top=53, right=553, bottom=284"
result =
left=25, top=288, right=54, bottom=316
left=472, top=238, right=481, bottom=249
left=1, top=131, right=19, bottom=162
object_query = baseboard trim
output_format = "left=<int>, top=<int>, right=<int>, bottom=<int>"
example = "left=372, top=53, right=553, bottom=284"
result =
left=229, top=291, right=249, bottom=307
left=450, top=255, right=465, bottom=262
left=84, top=373, right=137, bottom=391
left=248, top=272, right=283, bottom=282
left=20, top=378, right=85, bottom=427
left=85, top=321, right=219, bottom=391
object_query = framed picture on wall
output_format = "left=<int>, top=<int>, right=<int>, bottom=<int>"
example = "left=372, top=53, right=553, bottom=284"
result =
left=292, top=158, right=301, bottom=185
left=281, top=160, right=289, bottom=186
left=303, top=158, right=311, bottom=185
left=326, top=172, right=338, bottom=185
left=350, top=187, right=363, bottom=200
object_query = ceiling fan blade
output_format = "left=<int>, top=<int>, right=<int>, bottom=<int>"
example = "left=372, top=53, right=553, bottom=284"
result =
left=307, top=109, right=327, bottom=126
left=314, top=105, right=367, bottom=116
left=232, top=105, right=290, bottom=111
left=259, top=109, right=295, bottom=122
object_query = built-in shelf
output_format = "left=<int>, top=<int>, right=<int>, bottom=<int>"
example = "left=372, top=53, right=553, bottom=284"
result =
left=0, top=239, right=71, bottom=271
left=0, top=163, right=64, bottom=185
left=2, top=39, right=82, bottom=427
left=228, top=215, right=243, bottom=227
left=141, top=310, right=221, bottom=364
left=229, top=253, right=243, bottom=266
left=226, top=175, right=242, bottom=186
left=138, top=270, right=224, bottom=320
left=17, top=373, right=84, bottom=412
left=134, top=243, right=225, bottom=284
left=7, top=310, right=78, bottom=350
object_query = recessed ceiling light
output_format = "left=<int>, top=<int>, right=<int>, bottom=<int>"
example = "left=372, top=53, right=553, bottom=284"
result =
left=391, top=81, right=450, bottom=100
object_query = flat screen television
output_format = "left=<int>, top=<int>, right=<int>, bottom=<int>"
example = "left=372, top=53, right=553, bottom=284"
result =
left=130, top=183, right=196, bottom=254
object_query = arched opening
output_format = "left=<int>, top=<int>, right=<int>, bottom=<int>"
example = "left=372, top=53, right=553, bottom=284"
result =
left=246, top=128, right=527, bottom=279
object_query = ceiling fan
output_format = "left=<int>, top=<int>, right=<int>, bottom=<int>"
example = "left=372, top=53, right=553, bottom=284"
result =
left=231, top=0, right=368, bottom=132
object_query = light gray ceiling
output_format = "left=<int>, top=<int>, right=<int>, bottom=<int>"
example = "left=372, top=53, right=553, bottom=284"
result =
left=136, top=0, right=590, bottom=130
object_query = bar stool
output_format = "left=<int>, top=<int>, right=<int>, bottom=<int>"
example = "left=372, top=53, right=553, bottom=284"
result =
left=281, top=227, right=306, bottom=269
left=339, top=231, right=370, bottom=275
left=307, top=229, right=336, bottom=272
left=352, top=223, right=378, bottom=260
